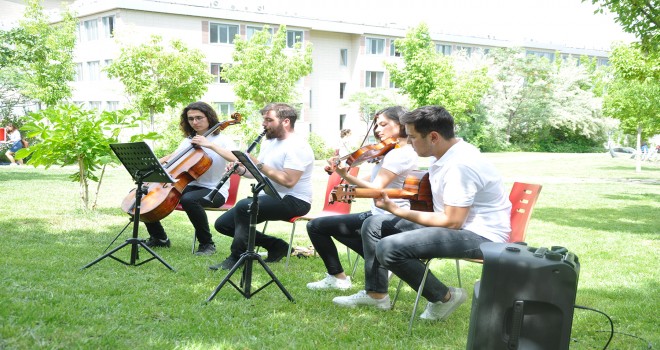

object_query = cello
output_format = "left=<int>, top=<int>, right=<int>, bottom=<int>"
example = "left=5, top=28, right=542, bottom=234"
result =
left=121, top=113, right=241, bottom=222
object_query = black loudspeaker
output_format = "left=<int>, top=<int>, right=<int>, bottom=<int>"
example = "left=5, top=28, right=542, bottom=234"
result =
left=466, top=243, right=580, bottom=350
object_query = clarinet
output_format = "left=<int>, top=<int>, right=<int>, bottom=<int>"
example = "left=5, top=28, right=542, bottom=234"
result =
left=204, top=129, right=267, bottom=202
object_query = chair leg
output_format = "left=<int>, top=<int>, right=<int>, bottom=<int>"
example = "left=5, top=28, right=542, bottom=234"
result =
left=409, top=259, right=433, bottom=335
left=351, top=255, right=360, bottom=277
left=285, top=221, right=296, bottom=268
left=455, top=259, right=462, bottom=288
left=191, top=233, right=196, bottom=254
left=391, top=278, right=404, bottom=309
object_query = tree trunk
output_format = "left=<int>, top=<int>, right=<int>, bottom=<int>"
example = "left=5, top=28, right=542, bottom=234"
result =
left=635, top=125, right=642, bottom=173
left=78, top=156, right=89, bottom=209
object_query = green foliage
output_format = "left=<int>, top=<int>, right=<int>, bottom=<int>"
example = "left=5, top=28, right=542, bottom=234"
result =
left=587, top=0, right=660, bottom=53
left=0, top=0, right=77, bottom=107
left=105, top=35, right=213, bottom=127
left=346, top=88, right=410, bottom=124
left=385, top=23, right=491, bottom=125
left=221, top=25, right=313, bottom=144
left=16, top=104, right=157, bottom=209
left=307, top=132, right=335, bottom=160
left=603, top=44, right=660, bottom=138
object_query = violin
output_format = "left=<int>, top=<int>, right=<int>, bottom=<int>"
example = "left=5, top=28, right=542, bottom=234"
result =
left=121, top=113, right=241, bottom=222
left=325, top=137, right=400, bottom=175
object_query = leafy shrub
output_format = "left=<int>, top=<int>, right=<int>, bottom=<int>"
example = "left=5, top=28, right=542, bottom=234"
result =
left=308, top=132, right=335, bottom=160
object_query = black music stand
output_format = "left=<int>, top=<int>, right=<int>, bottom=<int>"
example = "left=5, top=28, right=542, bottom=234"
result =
left=206, top=151, right=294, bottom=302
left=81, top=142, right=175, bottom=271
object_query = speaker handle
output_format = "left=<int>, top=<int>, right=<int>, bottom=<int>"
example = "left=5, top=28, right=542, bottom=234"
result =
left=508, top=300, right=525, bottom=349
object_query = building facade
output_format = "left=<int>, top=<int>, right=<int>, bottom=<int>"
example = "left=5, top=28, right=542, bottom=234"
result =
left=6, top=0, right=613, bottom=144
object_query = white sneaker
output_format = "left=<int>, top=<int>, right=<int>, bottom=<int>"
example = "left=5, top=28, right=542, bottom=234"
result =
left=332, top=290, right=391, bottom=310
left=307, top=274, right=352, bottom=290
left=420, top=287, right=467, bottom=321
left=9, top=163, right=17, bottom=166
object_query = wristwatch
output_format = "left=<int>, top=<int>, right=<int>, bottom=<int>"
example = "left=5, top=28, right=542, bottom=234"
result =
left=256, top=162, right=264, bottom=171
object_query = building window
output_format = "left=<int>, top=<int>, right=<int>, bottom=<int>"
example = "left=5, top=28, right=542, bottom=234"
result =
left=210, top=23, right=239, bottom=44
left=87, top=61, right=100, bottom=81
left=456, top=45, right=474, bottom=56
left=366, top=37, right=385, bottom=55
left=436, top=44, right=452, bottom=55
left=597, top=57, right=609, bottom=66
left=286, top=30, right=303, bottom=48
left=340, top=49, right=348, bottom=66
left=246, top=25, right=273, bottom=41
left=365, top=71, right=383, bottom=88
left=389, top=41, right=400, bottom=57
left=102, top=15, right=114, bottom=38
left=106, top=101, right=119, bottom=111
left=340, top=82, right=346, bottom=99
left=89, top=101, right=102, bottom=110
left=101, top=59, right=112, bottom=80
left=75, top=63, right=83, bottom=81
left=83, top=19, right=98, bottom=41
left=526, top=50, right=555, bottom=62
left=214, top=102, right=234, bottom=116
left=211, top=63, right=228, bottom=83
left=339, top=114, right=346, bottom=130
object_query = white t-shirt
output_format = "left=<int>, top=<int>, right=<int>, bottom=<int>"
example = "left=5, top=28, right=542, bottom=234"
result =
left=370, top=144, right=418, bottom=215
left=257, top=134, right=315, bottom=203
left=8, top=130, right=21, bottom=142
left=168, top=133, right=235, bottom=199
left=428, top=140, right=511, bottom=242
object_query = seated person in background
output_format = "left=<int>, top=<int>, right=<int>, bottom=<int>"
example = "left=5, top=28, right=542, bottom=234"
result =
left=333, top=105, right=511, bottom=321
left=210, top=103, right=315, bottom=270
left=4, top=123, right=23, bottom=166
left=306, top=106, right=418, bottom=290
left=144, top=101, right=237, bottom=256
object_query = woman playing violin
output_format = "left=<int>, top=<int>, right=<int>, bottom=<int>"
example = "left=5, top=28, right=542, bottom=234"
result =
left=143, top=101, right=237, bottom=256
left=305, top=106, right=419, bottom=290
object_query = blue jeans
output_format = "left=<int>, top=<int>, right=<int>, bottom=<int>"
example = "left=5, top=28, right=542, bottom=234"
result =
left=306, top=211, right=372, bottom=275
left=215, top=194, right=310, bottom=256
left=361, top=214, right=490, bottom=303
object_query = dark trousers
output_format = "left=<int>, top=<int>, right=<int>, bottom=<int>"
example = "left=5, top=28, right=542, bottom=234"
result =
left=362, top=214, right=489, bottom=303
left=306, top=211, right=372, bottom=275
left=214, top=194, right=311, bottom=256
left=145, top=185, right=226, bottom=245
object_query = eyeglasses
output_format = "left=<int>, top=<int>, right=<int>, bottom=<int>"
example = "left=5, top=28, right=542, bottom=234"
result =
left=187, top=116, right=207, bottom=122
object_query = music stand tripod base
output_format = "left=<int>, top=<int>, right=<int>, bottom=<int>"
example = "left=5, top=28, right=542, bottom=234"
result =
left=206, top=151, right=294, bottom=302
left=81, top=142, right=176, bottom=271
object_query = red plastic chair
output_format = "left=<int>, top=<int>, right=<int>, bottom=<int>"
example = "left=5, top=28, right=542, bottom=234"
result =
left=261, top=167, right=360, bottom=267
left=392, top=182, right=542, bottom=334
left=175, top=173, right=242, bottom=253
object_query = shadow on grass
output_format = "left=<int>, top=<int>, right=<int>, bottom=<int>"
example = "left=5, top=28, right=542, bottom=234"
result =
left=534, top=205, right=657, bottom=235
left=571, top=280, right=659, bottom=349
left=597, top=165, right=660, bottom=173
left=602, top=193, right=659, bottom=201
left=0, top=169, right=71, bottom=181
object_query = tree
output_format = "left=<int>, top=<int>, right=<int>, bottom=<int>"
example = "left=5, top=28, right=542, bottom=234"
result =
left=221, top=25, right=313, bottom=141
left=603, top=44, right=660, bottom=171
left=482, top=48, right=554, bottom=145
left=105, top=35, right=213, bottom=130
left=385, top=23, right=491, bottom=132
left=0, top=0, right=77, bottom=108
left=16, top=104, right=157, bottom=210
left=586, top=0, right=660, bottom=53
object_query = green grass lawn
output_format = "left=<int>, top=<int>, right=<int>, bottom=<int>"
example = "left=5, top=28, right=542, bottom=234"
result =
left=0, top=153, right=658, bottom=349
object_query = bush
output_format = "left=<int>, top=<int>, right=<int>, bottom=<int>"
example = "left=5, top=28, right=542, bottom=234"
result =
left=308, top=132, right=335, bottom=160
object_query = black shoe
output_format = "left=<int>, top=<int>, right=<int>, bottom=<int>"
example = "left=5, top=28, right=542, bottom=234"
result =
left=209, top=255, right=239, bottom=271
left=144, top=237, right=171, bottom=248
left=264, top=240, right=291, bottom=263
left=195, top=243, right=216, bottom=256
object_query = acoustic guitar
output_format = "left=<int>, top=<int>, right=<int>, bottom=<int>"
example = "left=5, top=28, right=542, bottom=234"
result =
left=329, top=170, right=433, bottom=212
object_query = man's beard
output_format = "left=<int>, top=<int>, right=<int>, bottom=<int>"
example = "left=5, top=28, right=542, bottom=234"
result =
left=265, top=124, right=284, bottom=139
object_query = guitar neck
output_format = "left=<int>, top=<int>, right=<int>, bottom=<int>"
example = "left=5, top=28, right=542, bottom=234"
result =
left=350, top=188, right=419, bottom=200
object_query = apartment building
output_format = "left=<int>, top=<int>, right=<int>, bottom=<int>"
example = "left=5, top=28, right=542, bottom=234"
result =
left=7, top=0, right=613, bottom=144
